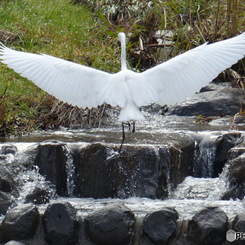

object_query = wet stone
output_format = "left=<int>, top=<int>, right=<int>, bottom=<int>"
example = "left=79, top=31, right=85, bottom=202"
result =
left=43, top=202, right=77, bottom=245
left=0, top=165, right=14, bottom=193
left=35, top=140, right=69, bottom=196
left=167, top=86, right=245, bottom=117
left=230, top=214, right=245, bottom=245
left=187, top=206, right=228, bottom=245
left=0, top=203, right=40, bottom=243
left=0, top=192, right=15, bottom=215
left=224, top=153, right=245, bottom=200
left=24, top=182, right=56, bottom=204
left=72, top=141, right=195, bottom=199
left=213, top=132, right=242, bottom=176
left=232, top=213, right=245, bottom=232
left=85, top=204, right=135, bottom=245
left=4, top=241, right=26, bottom=245
left=0, top=144, right=17, bottom=155
left=141, top=208, right=179, bottom=245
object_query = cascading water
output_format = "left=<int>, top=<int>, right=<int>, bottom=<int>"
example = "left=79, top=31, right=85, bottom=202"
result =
left=193, top=132, right=220, bottom=177
left=65, top=145, right=75, bottom=197
left=0, top=115, right=245, bottom=221
left=171, top=176, right=227, bottom=200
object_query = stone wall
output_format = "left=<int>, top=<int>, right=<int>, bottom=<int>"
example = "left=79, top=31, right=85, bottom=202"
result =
left=0, top=202, right=243, bottom=245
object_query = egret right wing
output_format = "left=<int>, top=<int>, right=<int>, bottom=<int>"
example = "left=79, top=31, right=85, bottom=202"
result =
left=142, top=32, right=245, bottom=106
left=0, top=43, right=115, bottom=109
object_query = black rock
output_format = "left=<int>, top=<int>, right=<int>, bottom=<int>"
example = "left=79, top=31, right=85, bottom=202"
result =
left=0, top=191, right=15, bottom=215
left=227, top=153, right=245, bottom=184
left=228, top=145, right=245, bottom=161
left=199, top=82, right=230, bottom=92
left=229, top=214, right=245, bottom=245
left=85, top=204, right=135, bottom=245
left=187, top=206, right=228, bottom=245
left=223, top=153, right=245, bottom=200
left=4, top=241, right=26, bottom=245
left=0, top=164, right=15, bottom=193
left=73, top=141, right=195, bottom=199
left=213, top=132, right=243, bottom=176
left=167, top=87, right=245, bottom=117
left=35, top=140, right=69, bottom=196
left=24, top=182, right=56, bottom=204
left=73, top=143, right=114, bottom=198
left=43, top=202, right=77, bottom=245
left=233, top=213, right=245, bottom=232
left=142, top=208, right=179, bottom=245
left=0, top=144, right=17, bottom=155
left=0, top=203, right=40, bottom=243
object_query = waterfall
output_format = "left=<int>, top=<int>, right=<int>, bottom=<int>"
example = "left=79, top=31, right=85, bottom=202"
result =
left=171, top=176, right=227, bottom=200
left=65, top=145, right=75, bottom=197
left=194, top=132, right=220, bottom=177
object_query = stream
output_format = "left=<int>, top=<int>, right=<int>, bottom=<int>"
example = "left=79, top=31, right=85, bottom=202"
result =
left=1, top=113, right=245, bottom=222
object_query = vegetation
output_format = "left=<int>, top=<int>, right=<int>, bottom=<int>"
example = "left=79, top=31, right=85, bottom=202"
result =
left=0, top=0, right=244, bottom=136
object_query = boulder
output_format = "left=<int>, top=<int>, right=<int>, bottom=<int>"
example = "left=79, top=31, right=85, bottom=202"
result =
left=24, top=182, right=56, bottom=204
left=0, top=191, right=15, bottom=215
left=228, top=214, right=245, bottom=245
left=43, top=202, right=77, bottom=245
left=213, top=132, right=243, bottom=176
left=0, top=144, right=17, bottom=155
left=72, top=140, right=195, bottom=199
left=35, top=140, right=69, bottom=196
left=0, top=203, right=40, bottom=243
left=5, top=241, right=26, bottom=245
left=72, top=143, right=115, bottom=198
left=141, top=208, right=179, bottom=245
left=0, top=164, right=15, bottom=193
left=228, top=146, right=245, bottom=161
left=167, top=86, right=245, bottom=117
left=85, top=204, right=135, bottom=245
left=187, top=206, right=228, bottom=244
left=232, top=213, right=245, bottom=232
left=222, top=153, right=245, bottom=200
left=4, top=240, right=26, bottom=245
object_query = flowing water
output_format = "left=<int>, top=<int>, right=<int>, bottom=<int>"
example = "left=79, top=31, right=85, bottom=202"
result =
left=1, top=114, right=245, bottom=220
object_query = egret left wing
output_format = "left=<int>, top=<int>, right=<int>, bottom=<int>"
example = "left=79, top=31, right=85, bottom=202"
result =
left=0, top=43, right=113, bottom=108
left=142, top=32, right=245, bottom=106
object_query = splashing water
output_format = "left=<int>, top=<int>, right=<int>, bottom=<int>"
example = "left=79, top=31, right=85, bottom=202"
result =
left=171, top=176, right=227, bottom=200
left=1, top=125, right=245, bottom=221
left=65, top=145, right=75, bottom=197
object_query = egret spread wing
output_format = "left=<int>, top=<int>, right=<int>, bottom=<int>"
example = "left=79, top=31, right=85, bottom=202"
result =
left=0, top=43, right=113, bottom=108
left=143, top=32, right=245, bottom=106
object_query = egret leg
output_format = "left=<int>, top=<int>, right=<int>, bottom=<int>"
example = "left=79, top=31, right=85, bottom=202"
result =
left=132, top=121, right=136, bottom=133
left=119, top=122, right=125, bottom=153
left=119, top=121, right=136, bottom=152
left=126, top=121, right=131, bottom=131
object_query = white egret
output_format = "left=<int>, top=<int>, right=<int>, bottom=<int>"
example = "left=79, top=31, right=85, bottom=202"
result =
left=0, top=32, right=245, bottom=151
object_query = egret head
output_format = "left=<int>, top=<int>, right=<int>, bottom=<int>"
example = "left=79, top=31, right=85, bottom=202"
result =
left=118, top=32, right=126, bottom=43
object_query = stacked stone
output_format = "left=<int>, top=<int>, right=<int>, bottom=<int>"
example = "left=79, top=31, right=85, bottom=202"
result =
left=0, top=202, right=244, bottom=245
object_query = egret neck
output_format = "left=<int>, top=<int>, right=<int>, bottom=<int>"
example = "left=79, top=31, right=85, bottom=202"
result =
left=119, top=32, right=127, bottom=70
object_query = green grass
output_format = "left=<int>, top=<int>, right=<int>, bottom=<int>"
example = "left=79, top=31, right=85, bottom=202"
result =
left=0, top=0, right=244, bottom=136
left=0, top=0, right=121, bottom=135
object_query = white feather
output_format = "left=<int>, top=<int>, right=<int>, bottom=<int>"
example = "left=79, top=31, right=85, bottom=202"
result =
left=143, top=33, right=245, bottom=105
left=0, top=32, right=245, bottom=122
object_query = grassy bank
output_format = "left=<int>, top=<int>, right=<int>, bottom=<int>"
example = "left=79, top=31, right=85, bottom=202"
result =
left=0, top=0, right=120, bottom=136
left=0, top=0, right=244, bottom=136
